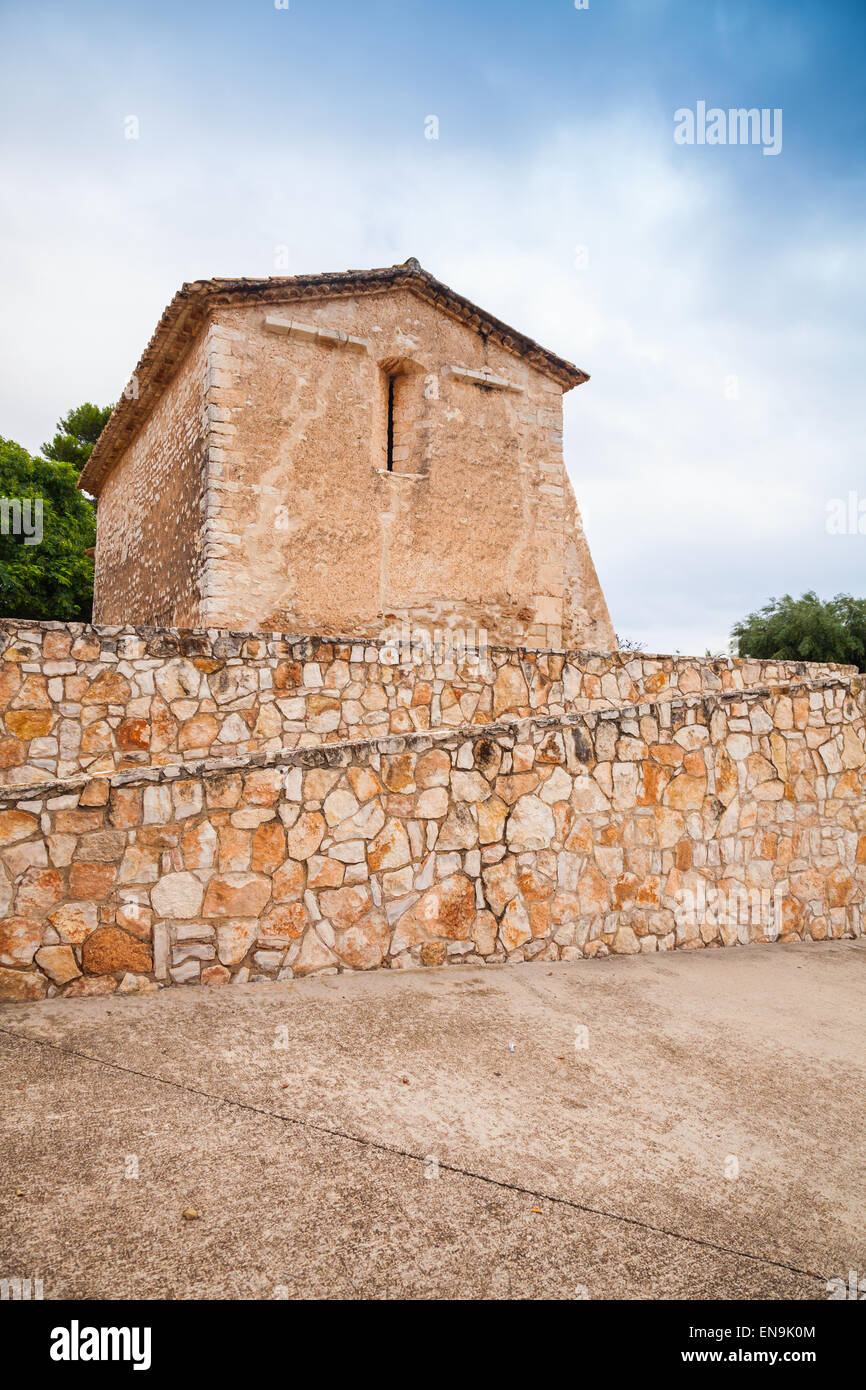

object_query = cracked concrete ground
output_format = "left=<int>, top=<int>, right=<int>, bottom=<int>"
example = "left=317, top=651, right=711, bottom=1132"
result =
left=1, top=939, right=864, bottom=1300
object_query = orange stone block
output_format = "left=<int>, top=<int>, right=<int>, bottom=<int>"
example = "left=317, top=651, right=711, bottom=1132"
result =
left=82, top=927, right=152, bottom=975
left=251, top=820, right=286, bottom=873
left=69, top=862, right=116, bottom=898
left=116, top=718, right=150, bottom=751
left=675, top=839, right=693, bottom=870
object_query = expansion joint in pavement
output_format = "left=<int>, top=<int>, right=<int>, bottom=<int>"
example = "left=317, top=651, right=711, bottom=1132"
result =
left=0, top=1023, right=828, bottom=1290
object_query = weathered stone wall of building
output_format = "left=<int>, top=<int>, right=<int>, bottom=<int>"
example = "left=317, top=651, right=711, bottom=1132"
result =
left=91, top=286, right=614, bottom=648
left=0, top=619, right=852, bottom=788
left=1, top=676, right=862, bottom=1001
left=92, top=333, right=209, bottom=627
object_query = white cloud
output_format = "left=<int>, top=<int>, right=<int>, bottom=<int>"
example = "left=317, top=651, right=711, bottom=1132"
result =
left=0, top=97, right=861, bottom=654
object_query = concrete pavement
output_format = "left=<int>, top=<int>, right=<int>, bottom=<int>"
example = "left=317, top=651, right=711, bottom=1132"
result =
left=1, top=940, right=864, bottom=1299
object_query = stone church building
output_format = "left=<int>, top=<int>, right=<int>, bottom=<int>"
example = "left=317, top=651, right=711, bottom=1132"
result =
left=79, top=259, right=615, bottom=651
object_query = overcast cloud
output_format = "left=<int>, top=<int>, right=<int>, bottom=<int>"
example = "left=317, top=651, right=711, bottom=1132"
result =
left=1, top=0, right=863, bottom=652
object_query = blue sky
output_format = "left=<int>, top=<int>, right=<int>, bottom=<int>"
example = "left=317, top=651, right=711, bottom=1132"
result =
left=1, top=0, right=864, bottom=651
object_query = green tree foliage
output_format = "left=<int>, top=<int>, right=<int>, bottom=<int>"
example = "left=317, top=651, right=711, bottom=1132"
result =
left=42, top=401, right=112, bottom=471
left=732, top=591, right=866, bottom=671
left=0, top=437, right=96, bottom=621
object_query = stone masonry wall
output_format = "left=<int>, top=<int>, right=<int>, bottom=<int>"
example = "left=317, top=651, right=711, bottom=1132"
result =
left=0, top=619, right=853, bottom=788
left=87, top=281, right=615, bottom=650
left=165, top=292, right=614, bottom=648
left=92, top=334, right=209, bottom=627
left=1, top=675, right=862, bottom=1002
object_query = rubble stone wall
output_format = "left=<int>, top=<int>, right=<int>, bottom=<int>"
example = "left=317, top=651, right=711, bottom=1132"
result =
left=0, top=620, right=852, bottom=788
left=92, top=334, right=209, bottom=628
left=1, top=675, right=862, bottom=1002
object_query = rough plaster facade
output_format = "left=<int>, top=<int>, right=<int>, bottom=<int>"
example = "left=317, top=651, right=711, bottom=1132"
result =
left=0, top=673, right=863, bottom=1002
left=81, top=262, right=614, bottom=650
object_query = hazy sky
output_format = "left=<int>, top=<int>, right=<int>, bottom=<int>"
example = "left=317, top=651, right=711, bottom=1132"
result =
left=1, top=0, right=863, bottom=652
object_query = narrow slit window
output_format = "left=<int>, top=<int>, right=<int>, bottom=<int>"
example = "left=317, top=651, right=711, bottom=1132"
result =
left=382, top=364, right=427, bottom=475
left=386, top=374, right=396, bottom=472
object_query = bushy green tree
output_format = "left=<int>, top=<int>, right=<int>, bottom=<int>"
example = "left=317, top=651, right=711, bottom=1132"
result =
left=732, top=592, right=866, bottom=670
left=0, top=437, right=96, bottom=621
left=42, top=401, right=112, bottom=471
